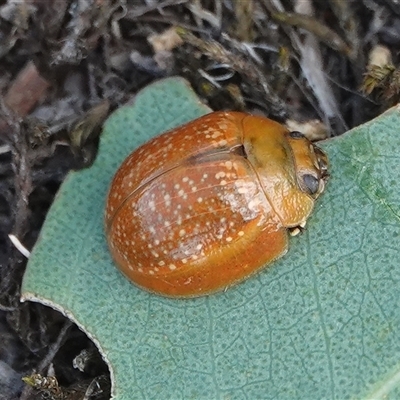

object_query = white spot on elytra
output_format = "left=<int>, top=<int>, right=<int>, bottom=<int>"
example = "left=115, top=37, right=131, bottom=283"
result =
left=225, top=161, right=233, bottom=170
left=248, top=198, right=261, bottom=209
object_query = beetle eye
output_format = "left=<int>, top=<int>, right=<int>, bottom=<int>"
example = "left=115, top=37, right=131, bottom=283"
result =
left=301, top=174, right=320, bottom=195
left=289, top=131, right=305, bottom=139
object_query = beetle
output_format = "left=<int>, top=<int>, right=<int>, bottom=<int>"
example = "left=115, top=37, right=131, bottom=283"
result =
left=105, top=111, right=328, bottom=297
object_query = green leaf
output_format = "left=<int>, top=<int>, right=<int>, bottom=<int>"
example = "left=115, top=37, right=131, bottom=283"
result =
left=22, top=77, right=400, bottom=399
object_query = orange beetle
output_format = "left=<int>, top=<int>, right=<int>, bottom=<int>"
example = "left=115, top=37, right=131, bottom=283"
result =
left=105, top=112, right=328, bottom=297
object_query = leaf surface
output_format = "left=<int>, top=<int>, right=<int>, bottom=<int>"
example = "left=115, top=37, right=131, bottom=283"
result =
left=22, top=78, right=400, bottom=399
